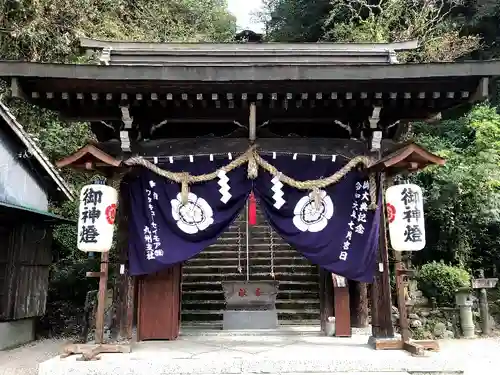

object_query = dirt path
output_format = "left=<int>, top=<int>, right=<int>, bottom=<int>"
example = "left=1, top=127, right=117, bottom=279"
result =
left=0, top=338, right=67, bottom=375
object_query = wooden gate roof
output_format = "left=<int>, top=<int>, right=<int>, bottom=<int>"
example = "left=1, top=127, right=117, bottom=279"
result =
left=79, top=37, right=419, bottom=66
left=0, top=59, right=496, bottom=123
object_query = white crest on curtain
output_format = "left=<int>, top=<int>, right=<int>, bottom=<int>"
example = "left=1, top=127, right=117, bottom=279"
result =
left=171, top=192, right=214, bottom=234
left=293, top=190, right=334, bottom=232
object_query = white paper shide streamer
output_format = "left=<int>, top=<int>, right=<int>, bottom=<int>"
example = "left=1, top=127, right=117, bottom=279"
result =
left=77, top=184, right=118, bottom=252
left=217, top=170, right=232, bottom=204
left=271, top=173, right=285, bottom=209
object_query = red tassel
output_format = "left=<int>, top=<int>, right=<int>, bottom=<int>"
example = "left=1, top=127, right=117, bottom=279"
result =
left=248, top=192, right=257, bottom=226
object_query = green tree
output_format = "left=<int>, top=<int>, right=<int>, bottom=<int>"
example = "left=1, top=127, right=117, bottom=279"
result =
left=0, top=0, right=236, bottom=62
left=412, top=105, right=500, bottom=270
left=323, top=0, right=481, bottom=62
left=257, top=0, right=332, bottom=42
left=0, top=0, right=237, bottom=336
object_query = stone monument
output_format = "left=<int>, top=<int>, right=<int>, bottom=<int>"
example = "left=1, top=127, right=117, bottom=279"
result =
left=222, top=280, right=279, bottom=330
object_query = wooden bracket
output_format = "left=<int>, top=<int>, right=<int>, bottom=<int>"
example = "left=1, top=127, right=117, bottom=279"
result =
left=371, top=338, right=439, bottom=356
left=86, top=271, right=105, bottom=278
left=396, top=269, right=416, bottom=277
left=60, top=343, right=131, bottom=361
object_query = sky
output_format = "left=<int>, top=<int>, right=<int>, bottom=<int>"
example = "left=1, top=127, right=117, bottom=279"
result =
left=227, top=0, right=265, bottom=33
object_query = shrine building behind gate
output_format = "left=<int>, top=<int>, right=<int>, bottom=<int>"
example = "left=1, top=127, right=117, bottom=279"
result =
left=0, top=35, right=498, bottom=341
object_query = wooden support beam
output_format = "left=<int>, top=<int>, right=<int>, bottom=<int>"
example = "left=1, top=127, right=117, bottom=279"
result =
left=371, top=339, right=438, bottom=354
left=60, top=343, right=131, bottom=361
left=111, top=179, right=136, bottom=342
left=84, top=252, right=109, bottom=345
left=371, top=175, right=394, bottom=338
left=395, top=251, right=410, bottom=342
left=96, top=252, right=109, bottom=344
left=350, top=281, right=369, bottom=328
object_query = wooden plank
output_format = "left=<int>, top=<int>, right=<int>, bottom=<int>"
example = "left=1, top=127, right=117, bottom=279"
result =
left=61, top=343, right=131, bottom=361
left=371, top=338, right=404, bottom=350
left=2, top=223, right=53, bottom=320
left=319, top=269, right=334, bottom=332
left=403, top=342, right=424, bottom=356
left=333, top=275, right=351, bottom=337
left=413, top=340, right=440, bottom=352
left=472, top=278, right=498, bottom=289
left=138, top=264, right=181, bottom=341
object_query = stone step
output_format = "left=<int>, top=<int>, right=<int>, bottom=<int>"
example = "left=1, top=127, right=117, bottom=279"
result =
left=195, top=250, right=301, bottom=258
left=202, top=245, right=298, bottom=252
left=181, top=319, right=321, bottom=328
left=182, top=207, right=320, bottom=327
left=183, top=299, right=319, bottom=306
left=182, top=300, right=320, bottom=311
left=182, top=280, right=319, bottom=290
left=182, top=290, right=320, bottom=300
left=181, top=309, right=320, bottom=322
left=187, top=256, right=313, bottom=265
left=183, top=264, right=317, bottom=273
left=183, top=273, right=319, bottom=282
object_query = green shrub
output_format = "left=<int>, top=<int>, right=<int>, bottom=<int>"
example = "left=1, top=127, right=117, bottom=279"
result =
left=417, top=261, right=470, bottom=306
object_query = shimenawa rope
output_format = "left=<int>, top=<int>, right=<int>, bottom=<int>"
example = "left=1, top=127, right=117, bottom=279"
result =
left=124, top=146, right=378, bottom=209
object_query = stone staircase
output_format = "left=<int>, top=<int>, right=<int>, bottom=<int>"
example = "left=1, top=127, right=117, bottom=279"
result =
left=181, top=207, right=320, bottom=327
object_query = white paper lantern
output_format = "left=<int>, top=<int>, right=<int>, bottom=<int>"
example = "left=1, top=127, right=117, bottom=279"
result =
left=385, top=184, right=426, bottom=251
left=77, top=184, right=118, bottom=252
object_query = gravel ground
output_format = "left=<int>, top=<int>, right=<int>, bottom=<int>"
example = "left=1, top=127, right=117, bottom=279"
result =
left=0, top=338, right=68, bottom=375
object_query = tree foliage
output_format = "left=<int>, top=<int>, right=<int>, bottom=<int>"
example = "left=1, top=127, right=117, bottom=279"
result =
left=0, top=0, right=236, bottom=62
left=417, top=261, right=470, bottom=306
left=412, top=105, right=500, bottom=270
left=0, top=0, right=236, bottom=336
left=257, top=0, right=332, bottom=42
left=323, top=0, right=481, bottom=62
left=259, top=0, right=500, bottom=273
left=262, top=0, right=481, bottom=62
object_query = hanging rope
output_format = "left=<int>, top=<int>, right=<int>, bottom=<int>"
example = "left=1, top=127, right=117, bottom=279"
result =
left=237, top=222, right=242, bottom=274
left=269, top=226, right=275, bottom=279
left=124, top=146, right=378, bottom=209
left=125, top=147, right=255, bottom=203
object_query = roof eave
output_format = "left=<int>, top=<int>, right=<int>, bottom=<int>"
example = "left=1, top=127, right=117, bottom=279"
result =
left=0, top=101, right=75, bottom=201
left=0, top=60, right=499, bottom=82
left=79, top=37, right=419, bottom=53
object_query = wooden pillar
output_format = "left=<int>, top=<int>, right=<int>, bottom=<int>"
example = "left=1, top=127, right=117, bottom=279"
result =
left=350, top=281, right=369, bottom=328
left=370, top=174, right=394, bottom=338
left=111, top=176, right=135, bottom=341
left=319, top=268, right=334, bottom=331
left=332, top=273, right=351, bottom=337
left=94, top=252, right=109, bottom=344
left=394, top=252, right=410, bottom=342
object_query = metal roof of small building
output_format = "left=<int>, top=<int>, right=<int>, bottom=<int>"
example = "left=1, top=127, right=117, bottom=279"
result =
left=0, top=101, right=74, bottom=201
